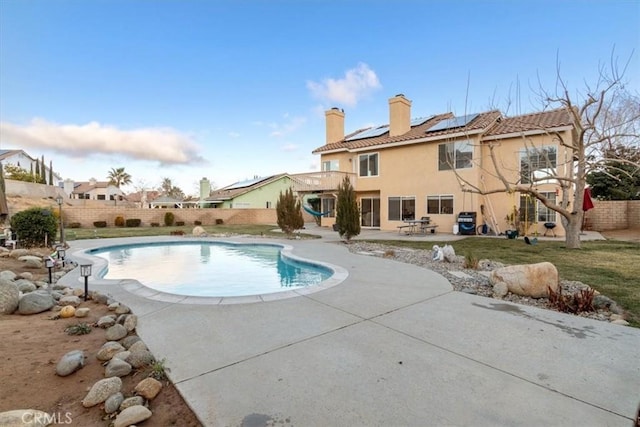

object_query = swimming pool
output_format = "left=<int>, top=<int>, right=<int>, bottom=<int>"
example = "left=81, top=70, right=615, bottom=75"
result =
left=89, top=242, right=333, bottom=297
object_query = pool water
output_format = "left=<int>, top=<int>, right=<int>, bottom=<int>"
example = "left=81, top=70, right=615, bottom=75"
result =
left=90, top=242, right=332, bottom=297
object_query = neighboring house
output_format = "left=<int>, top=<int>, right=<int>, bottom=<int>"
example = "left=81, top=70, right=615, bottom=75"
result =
left=206, top=174, right=298, bottom=209
left=66, top=178, right=126, bottom=202
left=311, top=94, right=574, bottom=236
left=0, top=149, right=62, bottom=183
left=149, top=195, right=185, bottom=209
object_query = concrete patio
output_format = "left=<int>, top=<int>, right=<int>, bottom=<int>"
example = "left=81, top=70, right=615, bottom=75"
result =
left=61, top=231, right=639, bottom=427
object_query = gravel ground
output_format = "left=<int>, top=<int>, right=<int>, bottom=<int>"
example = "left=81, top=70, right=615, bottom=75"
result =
left=345, top=241, right=623, bottom=323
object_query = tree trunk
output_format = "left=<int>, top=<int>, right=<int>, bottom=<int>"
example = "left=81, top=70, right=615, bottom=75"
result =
left=564, top=213, right=583, bottom=249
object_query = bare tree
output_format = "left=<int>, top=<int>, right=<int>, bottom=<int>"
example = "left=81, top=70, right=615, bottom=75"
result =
left=455, top=54, right=639, bottom=249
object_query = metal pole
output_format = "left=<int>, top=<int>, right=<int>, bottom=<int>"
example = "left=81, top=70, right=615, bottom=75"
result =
left=59, top=202, right=65, bottom=245
left=84, top=277, right=88, bottom=301
left=48, top=266, right=52, bottom=284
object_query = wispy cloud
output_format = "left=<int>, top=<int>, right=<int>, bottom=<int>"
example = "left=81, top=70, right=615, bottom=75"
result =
left=280, top=143, right=298, bottom=152
left=0, top=118, right=204, bottom=165
left=307, top=63, right=382, bottom=107
left=269, top=116, right=306, bottom=138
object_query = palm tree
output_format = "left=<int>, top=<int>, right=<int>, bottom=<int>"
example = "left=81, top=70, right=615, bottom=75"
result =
left=107, top=167, right=132, bottom=188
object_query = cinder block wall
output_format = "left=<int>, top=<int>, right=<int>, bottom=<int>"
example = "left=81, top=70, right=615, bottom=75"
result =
left=62, top=207, right=278, bottom=228
left=586, top=200, right=640, bottom=231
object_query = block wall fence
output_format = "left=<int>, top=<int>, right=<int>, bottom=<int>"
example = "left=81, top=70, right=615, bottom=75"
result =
left=61, top=207, right=281, bottom=228
left=585, top=200, right=640, bottom=231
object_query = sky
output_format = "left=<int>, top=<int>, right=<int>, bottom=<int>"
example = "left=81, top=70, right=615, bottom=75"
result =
left=1, top=0, right=638, bottom=196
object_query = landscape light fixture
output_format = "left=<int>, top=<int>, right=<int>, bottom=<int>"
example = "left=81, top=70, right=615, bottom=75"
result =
left=56, top=196, right=65, bottom=246
left=58, top=247, right=66, bottom=267
left=80, top=264, right=92, bottom=301
left=45, top=257, right=55, bottom=284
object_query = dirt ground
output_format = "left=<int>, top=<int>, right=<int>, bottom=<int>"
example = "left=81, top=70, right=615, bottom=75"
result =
left=0, top=254, right=202, bottom=426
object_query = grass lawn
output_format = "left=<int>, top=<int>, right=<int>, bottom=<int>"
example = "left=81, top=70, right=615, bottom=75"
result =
left=64, top=224, right=319, bottom=240
left=363, top=237, right=640, bottom=327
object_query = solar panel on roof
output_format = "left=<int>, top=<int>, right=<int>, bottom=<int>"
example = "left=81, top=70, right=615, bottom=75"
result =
left=426, top=113, right=479, bottom=133
left=225, top=177, right=265, bottom=190
left=345, top=126, right=389, bottom=141
left=410, top=116, right=434, bottom=127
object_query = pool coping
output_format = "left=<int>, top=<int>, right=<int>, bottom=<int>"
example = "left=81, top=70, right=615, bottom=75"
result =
left=66, top=236, right=349, bottom=305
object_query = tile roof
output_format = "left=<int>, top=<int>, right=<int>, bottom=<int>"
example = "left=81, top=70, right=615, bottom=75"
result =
left=72, top=181, right=112, bottom=194
left=312, top=111, right=502, bottom=154
left=484, top=108, right=573, bottom=137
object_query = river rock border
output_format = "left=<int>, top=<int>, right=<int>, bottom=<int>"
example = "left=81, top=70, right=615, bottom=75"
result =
left=0, top=249, right=170, bottom=427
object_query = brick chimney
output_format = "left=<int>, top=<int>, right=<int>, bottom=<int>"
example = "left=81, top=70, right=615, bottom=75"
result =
left=389, top=94, right=411, bottom=137
left=325, top=107, right=345, bottom=144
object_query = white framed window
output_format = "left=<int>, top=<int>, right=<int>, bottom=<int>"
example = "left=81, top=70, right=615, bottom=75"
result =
left=520, top=146, right=557, bottom=184
left=388, top=196, right=416, bottom=221
left=438, top=140, right=473, bottom=171
left=359, top=153, right=379, bottom=177
left=322, top=160, right=339, bottom=171
left=427, top=195, right=454, bottom=214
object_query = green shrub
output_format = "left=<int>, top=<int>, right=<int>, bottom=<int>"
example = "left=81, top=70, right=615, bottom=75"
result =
left=114, top=216, right=125, bottom=227
left=68, top=222, right=81, bottom=229
left=215, top=218, right=224, bottom=225
left=125, top=218, right=141, bottom=227
left=93, top=221, right=107, bottom=228
left=194, top=220, right=202, bottom=226
left=9, top=207, right=57, bottom=248
left=175, top=221, right=185, bottom=226
left=164, top=212, right=175, bottom=226
left=150, top=222, right=160, bottom=227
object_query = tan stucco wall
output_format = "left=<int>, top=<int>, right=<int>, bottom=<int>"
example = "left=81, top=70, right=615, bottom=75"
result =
left=585, top=200, right=640, bottom=231
left=319, top=130, right=575, bottom=236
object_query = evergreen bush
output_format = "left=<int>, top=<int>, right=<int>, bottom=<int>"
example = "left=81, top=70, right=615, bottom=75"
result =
left=93, top=221, right=107, bottom=228
left=9, top=207, right=58, bottom=247
left=164, top=212, right=175, bottom=226
left=114, top=216, right=125, bottom=227
left=276, top=187, right=304, bottom=237
left=125, top=219, right=141, bottom=227
left=336, top=176, right=360, bottom=241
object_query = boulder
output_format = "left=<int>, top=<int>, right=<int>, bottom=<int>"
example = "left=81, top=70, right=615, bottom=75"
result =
left=489, top=262, right=558, bottom=298
left=127, top=340, right=148, bottom=352
left=74, top=307, right=90, bottom=318
left=56, top=350, right=85, bottom=376
left=58, top=295, right=82, bottom=307
left=81, top=377, right=122, bottom=407
left=96, top=341, right=126, bottom=362
left=24, top=259, right=43, bottom=269
left=92, top=292, right=109, bottom=305
left=104, top=392, right=124, bottom=414
left=126, top=349, right=154, bottom=368
left=18, top=255, right=43, bottom=263
left=112, top=350, right=131, bottom=361
left=10, top=249, right=29, bottom=258
left=0, top=270, right=17, bottom=281
left=0, top=282, right=20, bottom=314
left=120, top=335, right=142, bottom=349
left=119, top=396, right=145, bottom=411
left=113, top=405, right=152, bottom=427
left=134, top=377, right=163, bottom=400
left=123, top=314, right=138, bottom=332
left=114, top=304, right=130, bottom=315
left=18, top=291, right=55, bottom=314
left=193, top=226, right=207, bottom=236
left=97, top=315, right=116, bottom=328
left=105, top=358, right=132, bottom=378
left=15, top=279, right=37, bottom=293
left=108, top=302, right=120, bottom=311
left=106, top=324, right=128, bottom=341
left=0, top=409, right=52, bottom=426
left=18, top=272, right=34, bottom=281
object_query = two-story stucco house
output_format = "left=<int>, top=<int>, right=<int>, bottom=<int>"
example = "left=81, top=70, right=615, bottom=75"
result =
left=311, top=94, right=574, bottom=236
left=64, top=178, right=126, bottom=202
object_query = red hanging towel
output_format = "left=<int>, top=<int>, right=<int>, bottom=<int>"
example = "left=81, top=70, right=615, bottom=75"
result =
left=583, top=188, right=595, bottom=212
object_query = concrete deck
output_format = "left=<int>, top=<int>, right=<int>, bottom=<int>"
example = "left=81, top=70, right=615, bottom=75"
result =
left=61, top=229, right=639, bottom=427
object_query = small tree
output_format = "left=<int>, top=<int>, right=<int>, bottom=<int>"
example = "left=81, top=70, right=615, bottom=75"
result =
left=4, top=164, right=35, bottom=182
left=10, top=207, right=58, bottom=248
left=336, top=176, right=360, bottom=241
left=48, top=160, right=53, bottom=186
left=276, top=187, right=304, bottom=237
left=107, top=167, right=132, bottom=188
